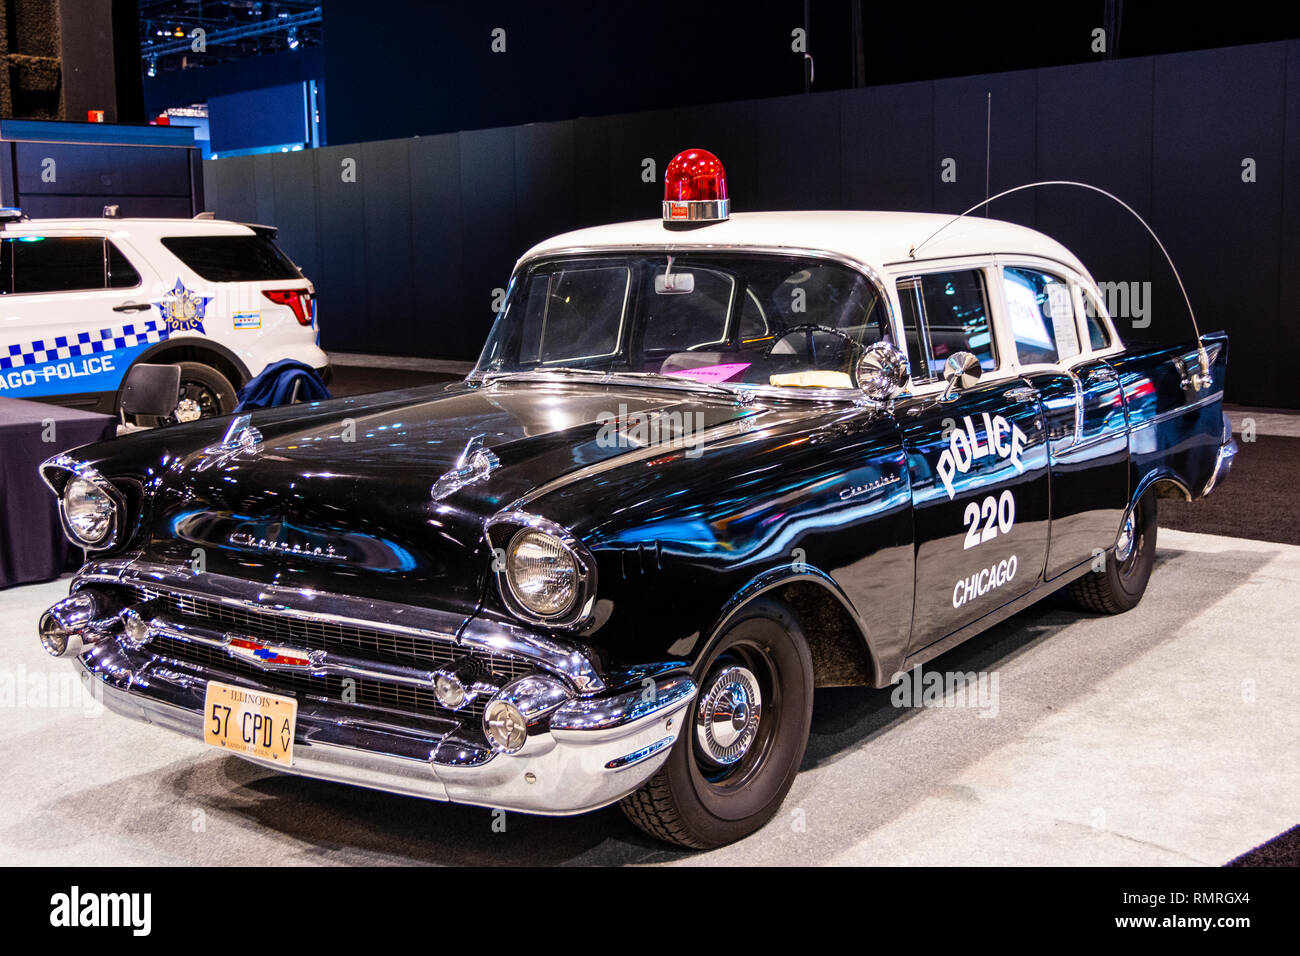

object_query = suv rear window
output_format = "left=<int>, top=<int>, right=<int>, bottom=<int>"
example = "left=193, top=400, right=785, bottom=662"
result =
left=162, top=234, right=300, bottom=282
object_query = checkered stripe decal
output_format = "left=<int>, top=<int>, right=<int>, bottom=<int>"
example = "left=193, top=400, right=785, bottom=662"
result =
left=0, top=319, right=169, bottom=371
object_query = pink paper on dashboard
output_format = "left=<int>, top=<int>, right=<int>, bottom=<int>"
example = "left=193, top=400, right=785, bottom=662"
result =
left=664, top=362, right=751, bottom=383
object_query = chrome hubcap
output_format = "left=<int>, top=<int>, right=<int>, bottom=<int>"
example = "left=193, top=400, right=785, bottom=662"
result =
left=1115, top=511, right=1136, bottom=561
left=695, top=665, right=762, bottom=765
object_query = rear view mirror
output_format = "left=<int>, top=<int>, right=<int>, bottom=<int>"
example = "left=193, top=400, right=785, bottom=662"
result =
left=655, top=271, right=695, bottom=294
left=118, top=364, right=181, bottom=421
left=940, top=351, right=982, bottom=402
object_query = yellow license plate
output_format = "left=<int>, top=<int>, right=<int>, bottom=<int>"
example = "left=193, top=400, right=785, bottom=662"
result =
left=203, top=681, right=297, bottom=766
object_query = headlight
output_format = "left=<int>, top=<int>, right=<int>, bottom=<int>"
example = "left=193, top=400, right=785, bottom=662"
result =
left=506, top=529, right=579, bottom=618
left=61, top=477, right=116, bottom=546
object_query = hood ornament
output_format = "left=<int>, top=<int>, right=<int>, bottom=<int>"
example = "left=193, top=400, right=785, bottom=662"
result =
left=432, top=434, right=500, bottom=501
left=192, top=415, right=264, bottom=472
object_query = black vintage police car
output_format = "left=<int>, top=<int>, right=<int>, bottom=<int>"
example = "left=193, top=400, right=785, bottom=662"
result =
left=37, top=152, right=1236, bottom=847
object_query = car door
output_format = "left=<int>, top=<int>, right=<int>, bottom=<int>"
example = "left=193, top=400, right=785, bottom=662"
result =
left=893, top=266, right=1051, bottom=654
left=0, top=234, right=153, bottom=404
left=1003, top=268, right=1130, bottom=579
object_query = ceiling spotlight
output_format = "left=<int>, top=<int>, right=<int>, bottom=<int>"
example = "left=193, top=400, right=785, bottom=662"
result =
left=287, top=27, right=299, bottom=50
left=147, top=57, right=157, bottom=78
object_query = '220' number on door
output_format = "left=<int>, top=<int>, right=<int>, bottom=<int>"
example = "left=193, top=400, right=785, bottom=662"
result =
left=963, top=489, right=1015, bottom=550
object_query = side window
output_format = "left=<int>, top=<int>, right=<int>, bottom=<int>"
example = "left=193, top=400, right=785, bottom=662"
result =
left=10, top=237, right=107, bottom=294
left=1079, top=288, right=1112, bottom=350
left=0, top=240, right=12, bottom=294
left=1002, top=267, right=1080, bottom=365
left=107, top=241, right=141, bottom=288
left=894, top=269, right=998, bottom=381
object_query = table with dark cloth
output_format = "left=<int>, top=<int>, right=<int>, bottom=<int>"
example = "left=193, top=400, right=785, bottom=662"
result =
left=0, top=397, right=116, bottom=589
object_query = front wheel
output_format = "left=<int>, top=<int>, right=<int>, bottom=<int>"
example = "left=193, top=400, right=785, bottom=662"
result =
left=1069, top=491, right=1158, bottom=613
left=620, top=596, right=814, bottom=848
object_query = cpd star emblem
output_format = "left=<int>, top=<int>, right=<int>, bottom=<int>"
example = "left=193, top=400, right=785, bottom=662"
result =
left=155, top=279, right=212, bottom=334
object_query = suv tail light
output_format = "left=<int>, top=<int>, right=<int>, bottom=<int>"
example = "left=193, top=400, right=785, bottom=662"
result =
left=263, top=289, right=313, bottom=326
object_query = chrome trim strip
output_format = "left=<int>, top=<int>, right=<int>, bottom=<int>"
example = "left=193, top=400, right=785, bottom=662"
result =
left=1128, top=389, right=1224, bottom=431
left=605, top=736, right=674, bottom=770
left=549, top=675, right=696, bottom=736
left=110, top=559, right=463, bottom=641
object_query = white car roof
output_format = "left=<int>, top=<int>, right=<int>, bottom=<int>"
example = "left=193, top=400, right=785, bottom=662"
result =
left=520, top=210, right=1093, bottom=282
left=0, top=217, right=260, bottom=238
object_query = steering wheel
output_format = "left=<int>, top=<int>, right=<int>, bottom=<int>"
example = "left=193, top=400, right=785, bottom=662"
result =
left=763, top=325, right=860, bottom=367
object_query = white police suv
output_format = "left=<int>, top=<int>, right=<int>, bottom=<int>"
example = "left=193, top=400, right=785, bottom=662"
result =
left=0, top=209, right=329, bottom=422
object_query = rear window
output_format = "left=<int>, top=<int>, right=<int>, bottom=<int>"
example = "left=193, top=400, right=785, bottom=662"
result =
left=162, top=234, right=300, bottom=282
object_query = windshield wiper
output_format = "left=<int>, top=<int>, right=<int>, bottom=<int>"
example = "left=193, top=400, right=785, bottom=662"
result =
left=482, top=366, right=750, bottom=399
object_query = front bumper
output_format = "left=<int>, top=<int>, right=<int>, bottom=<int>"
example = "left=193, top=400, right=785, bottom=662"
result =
left=49, top=568, right=696, bottom=817
left=74, top=638, right=694, bottom=815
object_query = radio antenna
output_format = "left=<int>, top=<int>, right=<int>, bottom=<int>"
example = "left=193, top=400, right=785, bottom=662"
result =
left=983, top=93, right=991, bottom=218
left=907, top=179, right=1208, bottom=381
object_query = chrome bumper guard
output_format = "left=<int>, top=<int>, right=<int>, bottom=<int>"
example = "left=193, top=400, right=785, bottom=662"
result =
left=1201, top=414, right=1239, bottom=498
left=49, top=570, right=697, bottom=816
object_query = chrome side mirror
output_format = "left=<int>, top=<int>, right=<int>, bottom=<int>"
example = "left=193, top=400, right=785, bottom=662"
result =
left=940, top=351, right=982, bottom=401
left=855, top=342, right=909, bottom=401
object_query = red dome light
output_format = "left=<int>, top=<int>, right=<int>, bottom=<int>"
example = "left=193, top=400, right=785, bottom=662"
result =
left=663, top=148, right=729, bottom=224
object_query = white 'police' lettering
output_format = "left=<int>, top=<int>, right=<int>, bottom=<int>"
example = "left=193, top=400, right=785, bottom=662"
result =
left=937, top=413, right=1027, bottom=500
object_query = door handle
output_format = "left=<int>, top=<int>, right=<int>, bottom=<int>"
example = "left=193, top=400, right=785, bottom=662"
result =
left=112, top=302, right=152, bottom=313
left=1003, top=386, right=1039, bottom=403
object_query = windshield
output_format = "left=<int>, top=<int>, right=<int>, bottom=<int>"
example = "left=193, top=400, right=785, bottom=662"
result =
left=474, top=253, right=893, bottom=391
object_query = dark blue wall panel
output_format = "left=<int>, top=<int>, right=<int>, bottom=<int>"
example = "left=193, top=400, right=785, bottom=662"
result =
left=1151, top=44, right=1287, bottom=407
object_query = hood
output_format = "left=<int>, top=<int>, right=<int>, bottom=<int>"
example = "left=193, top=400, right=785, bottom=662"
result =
left=139, top=380, right=762, bottom=614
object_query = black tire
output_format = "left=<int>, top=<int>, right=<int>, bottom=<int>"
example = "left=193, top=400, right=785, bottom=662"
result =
left=620, top=596, right=814, bottom=848
left=1069, top=491, right=1158, bottom=613
left=121, top=361, right=238, bottom=427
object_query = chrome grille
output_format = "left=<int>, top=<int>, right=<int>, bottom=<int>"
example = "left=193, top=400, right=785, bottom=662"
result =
left=123, top=584, right=539, bottom=722
left=148, top=635, right=469, bottom=720
left=160, top=589, right=460, bottom=667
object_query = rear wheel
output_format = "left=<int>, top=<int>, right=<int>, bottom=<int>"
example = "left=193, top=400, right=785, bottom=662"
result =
left=620, top=596, right=814, bottom=848
left=1069, top=491, right=1158, bottom=613
left=121, top=361, right=238, bottom=427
